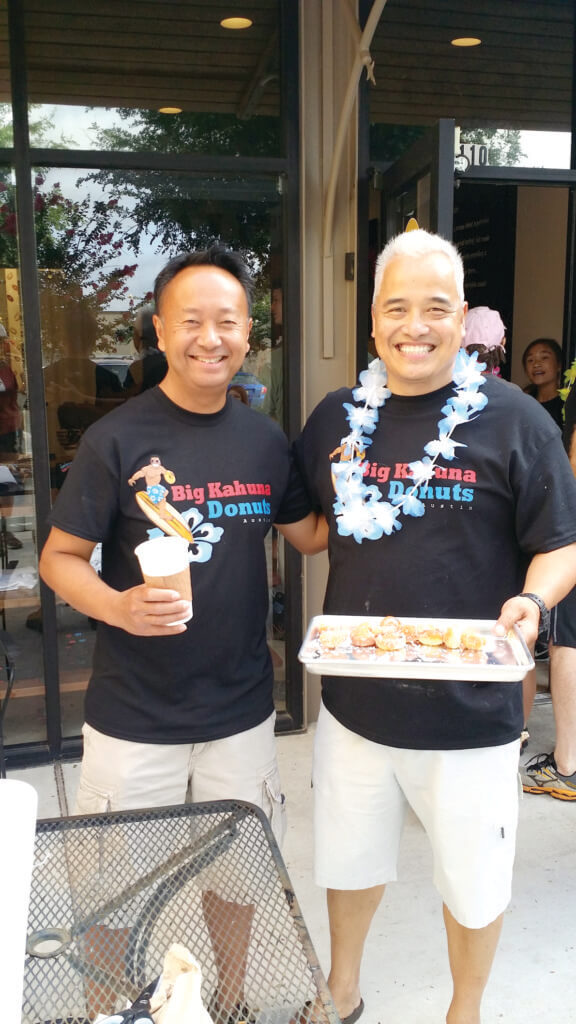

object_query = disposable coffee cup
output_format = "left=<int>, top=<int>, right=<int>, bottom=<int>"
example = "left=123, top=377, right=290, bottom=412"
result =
left=135, top=536, right=192, bottom=625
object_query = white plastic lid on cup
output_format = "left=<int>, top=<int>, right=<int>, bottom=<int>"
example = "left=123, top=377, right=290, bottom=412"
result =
left=134, top=535, right=190, bottom=576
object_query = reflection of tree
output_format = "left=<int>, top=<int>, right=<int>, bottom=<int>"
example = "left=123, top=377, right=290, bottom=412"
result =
left=459, top=128, right=524, bottom=166
left=84, top=166, right=273, bottom=276
left=85, top=109, right=280, bottom=273
left=369, top=124, right=525, bottom=167
left=92, top=109, right=280, bottom=158
left=0, top=172, right=138, bottom=356
left=0, top=102, right=73, bottom=148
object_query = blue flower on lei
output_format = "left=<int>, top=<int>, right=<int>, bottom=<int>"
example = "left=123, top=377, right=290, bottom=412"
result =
left=452, top=348, right=486, bottom=389
left=343, top=403, right=379, bottom=434
left=406, top=456, right=436, bottom=483
left=147, top=507, right=223, bottom=563
left=332, top=350, right=488, bottom=542
left=334, top=486, right=401, bottom=541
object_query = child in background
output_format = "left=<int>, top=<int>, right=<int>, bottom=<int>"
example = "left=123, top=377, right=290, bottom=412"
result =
left=463, top=305, right=507, bottom=375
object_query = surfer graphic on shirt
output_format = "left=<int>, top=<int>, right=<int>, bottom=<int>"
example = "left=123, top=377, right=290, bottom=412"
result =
left=128, top=455, right=193, bottom=542
left=128, top=455, right=175, bottom=517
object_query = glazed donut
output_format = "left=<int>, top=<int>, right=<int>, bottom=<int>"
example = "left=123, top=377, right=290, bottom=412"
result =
left=417, top=625, right=443, bottom=646
left=379, top=615, right=402, bottom=633
left=350, top=622, right=377, bottom=647
left=461, top=631, right=486, bottom=652
left=317, top=626, right=348, bottom=650
left=375, top=632, right=406, bottom=652
left=443, top=626, right=462, bottom=650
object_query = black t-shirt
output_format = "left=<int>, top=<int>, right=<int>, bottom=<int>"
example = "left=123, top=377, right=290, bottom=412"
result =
left=50, top=388, right=310, bottom=743
left=540, top=394, right=563, bottom=429
left=296, top=375, right=576, bottom=749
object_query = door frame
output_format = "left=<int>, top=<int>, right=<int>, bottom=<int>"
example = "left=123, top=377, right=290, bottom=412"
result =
left=3, top=0, right=304, bottom=769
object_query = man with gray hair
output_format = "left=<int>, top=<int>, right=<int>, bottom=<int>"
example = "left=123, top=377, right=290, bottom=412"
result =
left=296, top=228, right=576, bottom=1023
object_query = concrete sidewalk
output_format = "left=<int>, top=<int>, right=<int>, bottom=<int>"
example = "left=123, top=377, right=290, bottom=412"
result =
left=9, top=701, right=576, bottom=1024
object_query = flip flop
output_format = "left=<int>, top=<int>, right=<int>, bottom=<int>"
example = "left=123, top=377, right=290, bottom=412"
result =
left=341, top=999, right=365, bottom=1024
left=299, top=997, right=364, bottom=1024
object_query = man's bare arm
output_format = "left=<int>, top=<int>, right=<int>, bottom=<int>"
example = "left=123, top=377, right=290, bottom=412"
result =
left=276, top=512, right=329, bottom=555
left=39, top=526, right=191, bottom=636
left=495, top=542, right=576, bottom=648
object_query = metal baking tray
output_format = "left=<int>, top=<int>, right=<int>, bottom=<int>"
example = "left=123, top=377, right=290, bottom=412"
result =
left=298, top=615, right=535, bottom=682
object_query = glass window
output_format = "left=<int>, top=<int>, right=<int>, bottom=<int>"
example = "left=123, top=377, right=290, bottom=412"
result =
left=31, top=165, right=288, bottom=734
left=0, top=168, right=46, bottom=745
left=0, top=4, right=10, bottom=145
left=24, top=1, right=282, bottom=155
left=456, top=128, right=572, bottom=171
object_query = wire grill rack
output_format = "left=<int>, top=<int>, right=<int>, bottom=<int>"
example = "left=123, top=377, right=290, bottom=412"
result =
left=23, top=800, right=337, bottom=1024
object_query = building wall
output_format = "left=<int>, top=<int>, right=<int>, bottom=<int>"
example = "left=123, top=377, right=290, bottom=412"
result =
left=511, top=186, right=568, bottom=387
left=300, top=0, right=359, bottom=722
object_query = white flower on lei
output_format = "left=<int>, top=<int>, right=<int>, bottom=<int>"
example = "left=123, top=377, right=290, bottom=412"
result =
left=452, top=348, right=486, bottom=390
left=352, top=359, right=391, bottom=408
left=406, top=456, right=436, bottom=483
left=343, top=402, right=379, bottom=434
left=335, top=487, right=401, bottom=541
left=423, top=436, right=466, bottom=461
left=391, top=491, right=426, bottom=517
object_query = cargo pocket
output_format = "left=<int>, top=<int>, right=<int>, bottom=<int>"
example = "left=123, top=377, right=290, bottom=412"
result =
left=262, top=765, right=287, bottom=848
left=74, top=777, right=112, bottom=816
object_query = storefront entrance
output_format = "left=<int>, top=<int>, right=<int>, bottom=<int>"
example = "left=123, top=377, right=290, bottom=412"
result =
left=362, top=121, right=576, bottom=383
left=0, top=0, right=304, bottom=768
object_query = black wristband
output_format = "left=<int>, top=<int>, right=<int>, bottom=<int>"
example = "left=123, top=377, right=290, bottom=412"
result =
left=518, top=592, right=550, bottom=635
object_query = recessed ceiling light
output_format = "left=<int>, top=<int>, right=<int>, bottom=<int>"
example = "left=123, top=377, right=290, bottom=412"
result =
left=220, top=17, right=253, bottom=30
left=158, top=106, right=182, bottom=114
left=451, top=37, right=482, bottom=47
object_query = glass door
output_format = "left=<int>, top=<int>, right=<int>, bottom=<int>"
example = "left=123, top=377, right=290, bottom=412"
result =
left=28, top=167, right=293, bottom=740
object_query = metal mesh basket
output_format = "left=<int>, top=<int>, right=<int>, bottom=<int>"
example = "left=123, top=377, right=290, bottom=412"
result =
left=23, top=800, right=337, bottom=1024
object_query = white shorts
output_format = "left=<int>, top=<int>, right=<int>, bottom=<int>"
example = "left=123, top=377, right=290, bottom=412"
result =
left=313, top=703, right=520, bottom=929
left=75, top=712, right=286, bottom=847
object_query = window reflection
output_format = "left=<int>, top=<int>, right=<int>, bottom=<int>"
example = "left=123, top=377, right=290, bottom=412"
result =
left=28, top=165, right=288, bottom=734
left=24, top=0, right=282, bottom=155
left=44, top=299, right=126, bottom=492
left=0, top=182, right=45, bottom=745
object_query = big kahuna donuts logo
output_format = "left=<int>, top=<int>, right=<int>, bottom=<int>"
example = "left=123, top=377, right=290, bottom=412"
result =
left=129, top=456, right=271, bottom=544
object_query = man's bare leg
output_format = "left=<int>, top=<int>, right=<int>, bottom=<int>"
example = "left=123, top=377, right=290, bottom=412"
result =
left=549, top=645, right=576, bottom=775
left=326, top=886, right=385, bottom=1020
left=443, top=905, right=503, bottom=1024
left=202, top=889, right=255, bottom=1015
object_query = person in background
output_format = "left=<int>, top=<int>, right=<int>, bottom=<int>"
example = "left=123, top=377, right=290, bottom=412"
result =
left=124, top=305, right=167, bottom=395
left=463, top=305, right=507, bottom=377
left=522, top=374, right=576, bottom=800
left=43, top=300, right=125, bottom=493
left=295, top=228, right=576, bottom=1024
left=0, top=322, right=23, bottom=549
left=228, top=383, right=250, bottom=404
left=522, top=337, right=563, bottom=427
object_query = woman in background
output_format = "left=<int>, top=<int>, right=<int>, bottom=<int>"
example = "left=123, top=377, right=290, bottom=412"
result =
left=522, top=337, right=563, bottom=427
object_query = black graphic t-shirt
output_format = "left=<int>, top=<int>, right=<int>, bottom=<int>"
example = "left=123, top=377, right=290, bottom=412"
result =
left=295, top=375, right=576, bottom=749
left=50, top=388, right=311, bottom=743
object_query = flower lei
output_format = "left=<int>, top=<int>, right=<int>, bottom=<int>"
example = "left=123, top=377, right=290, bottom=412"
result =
left=331, top=349, right=488, bottom=542
left=559, top=357, right=576, bottom=419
